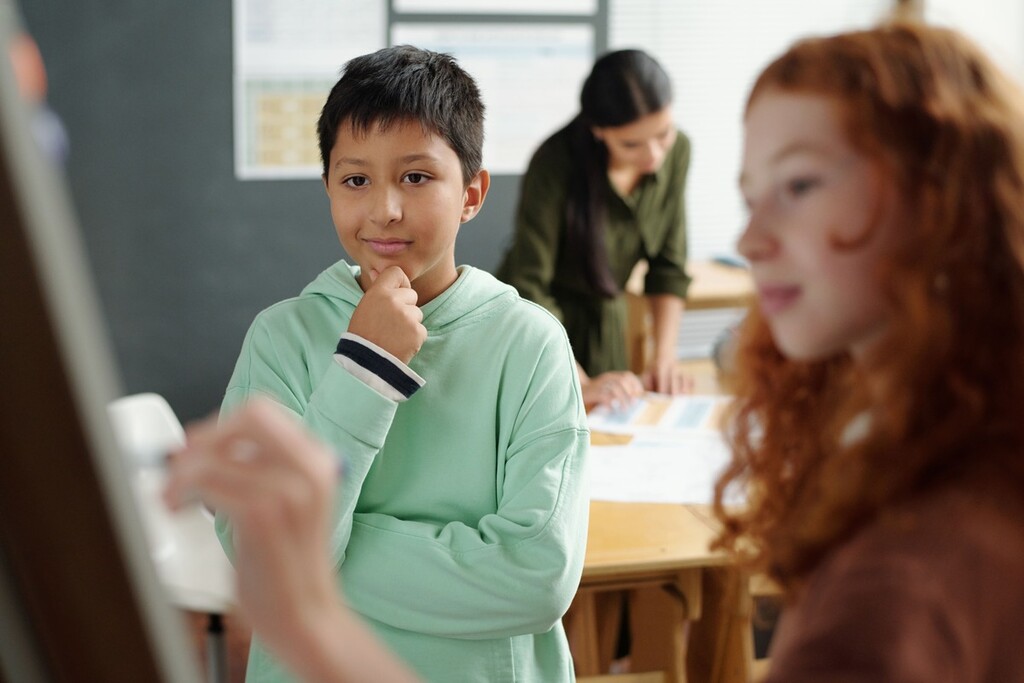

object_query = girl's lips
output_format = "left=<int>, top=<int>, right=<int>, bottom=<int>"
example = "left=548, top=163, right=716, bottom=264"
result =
left=365, top=239, right=411, bottom=256
left=757, top=284, right=801, bottom=315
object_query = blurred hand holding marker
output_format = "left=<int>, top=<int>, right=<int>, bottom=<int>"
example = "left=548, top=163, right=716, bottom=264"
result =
left=162, top=398, right=347, bottom=513
left=161, top=398, right=353, bottom=663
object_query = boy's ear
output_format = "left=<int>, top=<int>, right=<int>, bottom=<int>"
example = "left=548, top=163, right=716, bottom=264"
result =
left=461, top=169, right=490, bottom=223
left=321, top=173, right=329, bottom=193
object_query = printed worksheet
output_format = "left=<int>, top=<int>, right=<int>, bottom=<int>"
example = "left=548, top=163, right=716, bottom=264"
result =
left=587, top=393, right=730, bottom=437
left=587, top=431, right=741, bottom=505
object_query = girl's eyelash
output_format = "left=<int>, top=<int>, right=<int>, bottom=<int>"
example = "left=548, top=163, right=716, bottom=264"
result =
left=785, top=176, right=821, bottom=195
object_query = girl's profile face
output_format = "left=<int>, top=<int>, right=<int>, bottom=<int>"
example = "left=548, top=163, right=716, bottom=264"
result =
left=737, top=90, right=905, bottom=362
left=593, top=106, right=676, bottom=176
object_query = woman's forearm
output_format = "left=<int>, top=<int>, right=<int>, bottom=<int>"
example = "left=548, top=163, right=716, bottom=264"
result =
left=647, top=294, right=685, bottom=363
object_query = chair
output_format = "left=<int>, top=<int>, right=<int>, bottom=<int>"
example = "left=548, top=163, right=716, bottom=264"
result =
left=107, top=393, right=236, bottom=683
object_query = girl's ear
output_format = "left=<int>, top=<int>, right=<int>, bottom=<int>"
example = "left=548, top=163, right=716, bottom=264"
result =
left=591, top=126, right=605, bottom=142
left=461, top=169, right=491, bottom=223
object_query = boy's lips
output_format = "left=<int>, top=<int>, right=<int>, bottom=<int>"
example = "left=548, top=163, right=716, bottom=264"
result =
left=757, top=284, right=801, bottom=315
left=364, top=238, right=412, bottom=256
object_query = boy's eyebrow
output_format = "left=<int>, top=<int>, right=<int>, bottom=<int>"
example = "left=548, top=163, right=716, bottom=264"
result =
left=333, top=152, right=442, bottom=171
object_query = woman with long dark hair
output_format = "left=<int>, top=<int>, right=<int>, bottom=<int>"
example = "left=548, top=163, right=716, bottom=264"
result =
left=497, top=49, right=692, bottom=408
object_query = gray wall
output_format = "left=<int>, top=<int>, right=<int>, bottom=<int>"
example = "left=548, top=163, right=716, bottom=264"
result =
left=22, top=2, right=524, bottom=420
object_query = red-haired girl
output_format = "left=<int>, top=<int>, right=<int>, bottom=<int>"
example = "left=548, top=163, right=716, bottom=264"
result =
left=718, top=22, right=1024, bottom=681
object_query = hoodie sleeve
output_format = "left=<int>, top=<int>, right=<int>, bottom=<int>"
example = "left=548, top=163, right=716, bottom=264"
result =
left=337, top=329, right=591, bottom=640
left=214, top=314, right=407, bottom=567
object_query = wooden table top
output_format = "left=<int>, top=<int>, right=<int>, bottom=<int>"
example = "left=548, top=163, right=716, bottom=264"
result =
left=685, top=260, right=754, bottom=311
left=583, top=501, right=727, bottom=578
left=584, top=359, right=731, bottom=579
left=624, top=259, right=753, bottom=311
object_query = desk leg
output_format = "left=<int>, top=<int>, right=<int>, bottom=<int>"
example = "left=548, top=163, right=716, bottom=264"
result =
left=628, top=586, right=687, bottom=682
left=685, top=568, right=754, bottom=683
left=628, top=569, right=701, bottom=683
left=566, top=589, right=627, bottom=676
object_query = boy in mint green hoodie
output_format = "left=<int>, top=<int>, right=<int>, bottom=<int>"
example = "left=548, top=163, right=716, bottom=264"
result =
left=216, top=45, right=590, bottom=683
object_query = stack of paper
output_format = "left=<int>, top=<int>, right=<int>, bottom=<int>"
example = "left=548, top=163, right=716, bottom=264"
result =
left=586, top=394, right=737, bottom=505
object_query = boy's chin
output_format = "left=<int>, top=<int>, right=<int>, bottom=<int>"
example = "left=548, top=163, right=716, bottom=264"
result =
left=358, top=262, right=412, bottom=283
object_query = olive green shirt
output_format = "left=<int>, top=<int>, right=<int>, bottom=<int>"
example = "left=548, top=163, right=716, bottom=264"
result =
left=497, top=126, right=691, bottom=375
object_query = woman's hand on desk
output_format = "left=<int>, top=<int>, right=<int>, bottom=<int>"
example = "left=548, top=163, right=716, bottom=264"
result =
left=580, top=367, right=645, bottom=410
left=642, top=358, right=694, bottom=395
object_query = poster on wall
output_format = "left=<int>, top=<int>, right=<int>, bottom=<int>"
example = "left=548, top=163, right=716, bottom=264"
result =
left=233, top=1, right=595, bottom=179
left=233, top=0, right=387, bottom=179
left=391, top=22, right=594, bottom=174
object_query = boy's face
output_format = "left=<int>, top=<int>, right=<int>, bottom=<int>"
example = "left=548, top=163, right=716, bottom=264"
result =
left=323, top=118, right=488, bottom=304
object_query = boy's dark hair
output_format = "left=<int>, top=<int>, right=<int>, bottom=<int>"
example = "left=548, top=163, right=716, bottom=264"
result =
left=317, top=45, right=485, bottom=185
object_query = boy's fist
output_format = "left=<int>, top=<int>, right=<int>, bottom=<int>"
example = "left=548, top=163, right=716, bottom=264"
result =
left=348, top=266, right=427, bottom=364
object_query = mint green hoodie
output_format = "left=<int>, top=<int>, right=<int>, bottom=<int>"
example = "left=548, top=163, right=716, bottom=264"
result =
left=217, top=261, right=590, bottom=682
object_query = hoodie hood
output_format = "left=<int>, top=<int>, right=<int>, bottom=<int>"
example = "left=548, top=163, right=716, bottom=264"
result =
left=300, top=259, right=517, bottom=333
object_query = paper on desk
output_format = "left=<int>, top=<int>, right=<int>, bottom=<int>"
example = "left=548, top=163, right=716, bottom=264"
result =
left=587, top=393, right=730, bottom=436
left=587, top=431, right=740, bottom=506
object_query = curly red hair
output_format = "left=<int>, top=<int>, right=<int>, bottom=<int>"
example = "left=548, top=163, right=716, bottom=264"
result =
left=713, top=22, right=1024, bottom=596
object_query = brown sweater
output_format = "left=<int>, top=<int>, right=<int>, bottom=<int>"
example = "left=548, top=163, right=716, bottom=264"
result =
left=764, top=479, right=1024, bottom=683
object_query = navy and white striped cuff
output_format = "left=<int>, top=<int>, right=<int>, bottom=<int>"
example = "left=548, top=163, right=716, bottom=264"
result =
left=334, top=333, right=424, bottom=401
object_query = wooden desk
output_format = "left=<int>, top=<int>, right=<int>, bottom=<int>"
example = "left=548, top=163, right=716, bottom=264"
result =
left=568, top=361, right=755, bottom=683
left=568, top=504, right=754, bottom=683
left=625, top=260, right=752, bottom=373
left=625, top=260, right=753, bottom=312
left=684, top=261, right=754, bottom=312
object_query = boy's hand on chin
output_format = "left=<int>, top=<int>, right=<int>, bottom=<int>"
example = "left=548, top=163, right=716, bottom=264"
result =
left=349, top=266, right=427, bottom=364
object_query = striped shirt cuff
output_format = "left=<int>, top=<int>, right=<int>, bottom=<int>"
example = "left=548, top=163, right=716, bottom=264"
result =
left=334, top=333, right=425, bottom=401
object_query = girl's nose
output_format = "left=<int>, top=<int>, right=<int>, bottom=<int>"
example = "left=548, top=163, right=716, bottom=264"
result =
left=737, top=209, right=777, bottom=262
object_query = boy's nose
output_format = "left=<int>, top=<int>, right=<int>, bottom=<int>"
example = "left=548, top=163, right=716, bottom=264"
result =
left=369, top=186, right=402, bottom=226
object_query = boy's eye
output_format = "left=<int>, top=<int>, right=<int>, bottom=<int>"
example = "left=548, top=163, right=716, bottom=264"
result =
left=404, top=172, right=428, bottom=185
left=343, top=176, right=369, bottom=188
